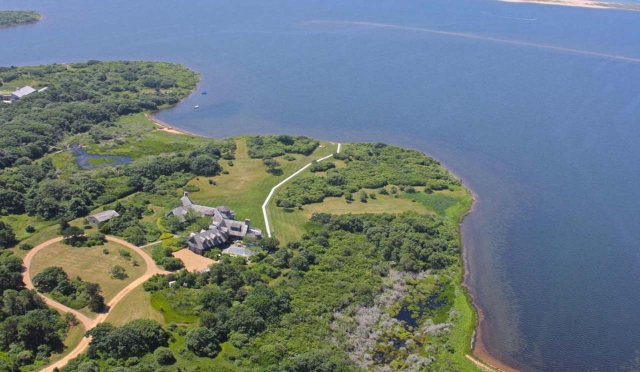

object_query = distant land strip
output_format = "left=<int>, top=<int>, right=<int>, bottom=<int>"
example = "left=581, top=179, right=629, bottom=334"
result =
left=305, top=20, right=640, bottom=64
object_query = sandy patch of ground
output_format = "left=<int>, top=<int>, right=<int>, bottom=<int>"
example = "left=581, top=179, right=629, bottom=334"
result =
left=173, top=249, right=216, bottom=271
left=500, top=0, right=639, bottom=10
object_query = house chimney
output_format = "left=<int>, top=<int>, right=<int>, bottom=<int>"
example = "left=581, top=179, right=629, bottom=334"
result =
left=245, top=219, right=250, bottom=225
left=183, top=192, right=189, bottom=197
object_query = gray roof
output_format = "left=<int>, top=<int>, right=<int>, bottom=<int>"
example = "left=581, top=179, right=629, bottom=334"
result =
left=188, top=228, right=228, bottom=250
left=181, top=193, right=194, bottom=207
left=12, top=86, right=36, bottom=98
left=90, top=210, right=120, bottom=222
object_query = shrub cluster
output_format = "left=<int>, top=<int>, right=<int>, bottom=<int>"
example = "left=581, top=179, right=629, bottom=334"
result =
left=246, top=135, right=319, bottom=158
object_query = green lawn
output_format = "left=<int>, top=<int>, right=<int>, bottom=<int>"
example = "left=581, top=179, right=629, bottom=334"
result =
left=30, top=241, right=147, bottom=316
left=106, top=285, right=164, bottom=326
left=180, top=138, right=338, bottom=233
left=83, top=113, right=202, bottom=158
left=0, top=213, right=56, bottom=243
left=267, top=189, right=434, bottom=244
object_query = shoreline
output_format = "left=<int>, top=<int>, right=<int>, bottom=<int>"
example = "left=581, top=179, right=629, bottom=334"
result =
left=456, top=186, right=519, bottom=372
left=499, top=0, right=640, bottom=11
left=152, top=111, right=512, bottom=371
left=145, top=112, right=205, bottom=137
left=422, top=153, right=518, bottom=372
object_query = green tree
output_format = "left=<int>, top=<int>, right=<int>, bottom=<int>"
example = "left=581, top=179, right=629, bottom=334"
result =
left=163, top=215, right=181, bottom=234
left=262, top=157, right=281, bottom=173
left=33, top=267, right=68, bottom=293
left=89, top=294, right=105, bottom=313
left=109, top=265, right=128, bottom=280
left=62, top=226, right=84, bottom=245
left=184, top=327, right=220, bottom=357
left=154, top=347, right=175, bottom=365
left=244, top=284, right=291, bottom=322
left=289, top=255, right=309, bottom=272
left=86, top=319, right=168, bottom=359
left=190, top=155, right=221, bottom=177
left=0, top=221, right=16, bottom=249
left=122, top=226, right=146, bottom=246
left=259, top=237, right=280, bottom=253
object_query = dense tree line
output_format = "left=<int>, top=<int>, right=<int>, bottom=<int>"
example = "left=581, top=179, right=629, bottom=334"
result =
left=0, top=10, right=40, bottom=28
left=277, top=142, right=461, bottom=207
left=85, top=320, right=169, bottom=359
left=0, top=61, right=198, bottom=169
left=0, top=255, right=69, bottom=369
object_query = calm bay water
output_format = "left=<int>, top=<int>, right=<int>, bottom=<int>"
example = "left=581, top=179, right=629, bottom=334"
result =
left=3, top=0, right=640, bottom=370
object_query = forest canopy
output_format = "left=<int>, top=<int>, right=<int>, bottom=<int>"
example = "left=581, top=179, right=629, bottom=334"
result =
left=0, top=60, right=199, bottom=169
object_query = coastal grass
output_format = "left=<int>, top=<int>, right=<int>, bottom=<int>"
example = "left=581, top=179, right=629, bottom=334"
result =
left=441, top=189, right=479, bottom=371
left=267, top=190, right=434, bottom=244
left=49, top=150, right=82, bottom=177
left=106, top=285, right=164, bottom=326
left=149, top=291, right=200, bottom=324
left=181, top=138, right=338, bottom=232
left=30, top=241, right=147, bottom=313
left=84, top=113, right=201, bottom=158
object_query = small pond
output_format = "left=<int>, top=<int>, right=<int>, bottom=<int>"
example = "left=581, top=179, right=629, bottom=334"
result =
left=72, top=146, right=132, bottom=170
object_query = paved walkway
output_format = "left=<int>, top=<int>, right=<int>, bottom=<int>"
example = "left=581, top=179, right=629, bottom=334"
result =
left=262, top=143, right=341, bottom=237
left=23, top=236, right=168, bottom=371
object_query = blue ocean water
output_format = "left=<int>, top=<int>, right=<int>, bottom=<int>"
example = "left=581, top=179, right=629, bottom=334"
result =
left=2, top=1, right=640, bottom=370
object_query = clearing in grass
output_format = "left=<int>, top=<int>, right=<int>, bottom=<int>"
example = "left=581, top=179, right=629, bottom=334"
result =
left=29, top=241, right=147, bottom=310
left=106, top=285, right=164, bottom=326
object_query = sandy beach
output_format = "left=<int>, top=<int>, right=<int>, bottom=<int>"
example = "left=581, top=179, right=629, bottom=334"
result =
left=500, top=0, right=640, bottom=10
left=145, top=112, right=203, bottom=136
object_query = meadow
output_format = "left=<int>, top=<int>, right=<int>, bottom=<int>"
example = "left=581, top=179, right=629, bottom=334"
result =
left=30, top=241, right=147, bottom=312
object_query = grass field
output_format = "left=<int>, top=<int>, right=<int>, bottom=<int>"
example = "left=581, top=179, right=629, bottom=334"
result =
left=181, top=138, right=338, bottom=232
left=106, top=285, right=164, bottom=326
left=84, top=114, right=201, bottom=158
left=267, top=190, right=434, bottom=244
left=401, top=188, right=472, bottom=216
left=0, top=214, right=56, bottom=243
left=30, top=241, right=147, bottom=312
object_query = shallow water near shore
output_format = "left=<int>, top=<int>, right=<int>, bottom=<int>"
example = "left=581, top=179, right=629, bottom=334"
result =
left=3, top=0, right=640, bottom=370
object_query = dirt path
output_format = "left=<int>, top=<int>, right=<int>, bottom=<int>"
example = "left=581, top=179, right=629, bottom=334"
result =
left=23, top=236, right=168, bottom=371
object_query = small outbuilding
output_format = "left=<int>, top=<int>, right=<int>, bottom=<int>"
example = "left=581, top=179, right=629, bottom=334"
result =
left=88, top=210, right=120, bottom=225
left=11, top=86, right=36, bottom=100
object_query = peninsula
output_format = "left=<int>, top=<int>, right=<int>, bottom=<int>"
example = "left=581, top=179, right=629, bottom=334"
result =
left=0, top=10, right=42, bottom=29
left=500, top=0, right=640, bottom=11
left=0, top=61, right=493, bottom=371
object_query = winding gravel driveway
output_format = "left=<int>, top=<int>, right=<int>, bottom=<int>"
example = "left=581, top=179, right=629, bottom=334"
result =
left=23, top=236, right=168, bottom=371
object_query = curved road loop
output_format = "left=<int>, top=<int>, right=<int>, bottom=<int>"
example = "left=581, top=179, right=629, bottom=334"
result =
left=23, top=236, right=168, bottom=372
